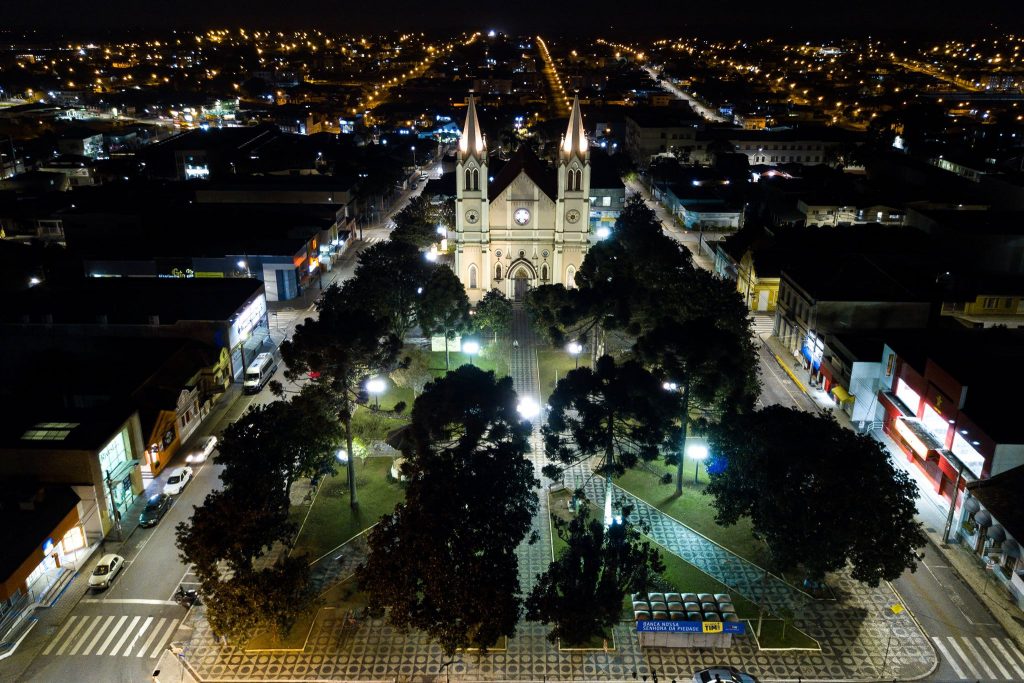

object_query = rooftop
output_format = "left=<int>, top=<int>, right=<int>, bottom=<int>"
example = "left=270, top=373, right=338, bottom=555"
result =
left=967, top=465, right=1024, bottom=541
left=0, top=485, right=81, bottom=585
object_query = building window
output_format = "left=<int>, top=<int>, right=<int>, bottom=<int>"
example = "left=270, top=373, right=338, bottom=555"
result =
left=541, top=264, right=549, bottom=281
left=495, top=264, right=502, bottom=280
left=468, top=264, right=478, bottom=289
left=472, top=169, right=480, bottom=191
left=566, top=265, right=576, bottom=288
left=465, top=168, right=472, bottom=189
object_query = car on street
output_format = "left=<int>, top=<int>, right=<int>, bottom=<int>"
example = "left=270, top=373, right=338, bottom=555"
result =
left=693, top=668, right=759, bottom=683
left=88, top=554, right=125, bottom=590
left=185, top=435, right=217, bottom=464
left=138, top=493, right=171, bottom=527
left=162, top=466, right=194, bottom=496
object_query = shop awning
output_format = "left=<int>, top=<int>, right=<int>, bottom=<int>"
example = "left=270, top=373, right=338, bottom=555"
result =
left=831, top=386, right=852, bottom=403
left=963, top=497, right=981, bottom=515
left=1002, top=539, right=1020, bottom=558
left=987, top=525, right=1007, bottom=542
left=974, top=510, right=992, bottom=527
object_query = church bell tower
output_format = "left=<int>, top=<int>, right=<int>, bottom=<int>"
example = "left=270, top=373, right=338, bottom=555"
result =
left=455, top=94, right=489, bottom=296
left=555, top=95, right=591, bottom=285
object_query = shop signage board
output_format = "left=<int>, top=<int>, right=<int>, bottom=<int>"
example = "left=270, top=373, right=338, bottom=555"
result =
left=636, top=620, right=745, bottom=634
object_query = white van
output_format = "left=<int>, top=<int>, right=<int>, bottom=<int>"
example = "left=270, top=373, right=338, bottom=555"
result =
left=243, top=352, right=278, bottom=394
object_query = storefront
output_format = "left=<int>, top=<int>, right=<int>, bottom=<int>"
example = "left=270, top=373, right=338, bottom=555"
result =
left=97, top=427, right=140, bottom=532
left=0, top=487, right=86, bottom=619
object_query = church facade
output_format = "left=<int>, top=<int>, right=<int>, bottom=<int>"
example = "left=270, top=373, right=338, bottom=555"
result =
left=454, top=95, right=592, bottom=303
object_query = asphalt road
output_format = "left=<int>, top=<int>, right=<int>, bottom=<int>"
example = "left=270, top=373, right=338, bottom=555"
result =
left=631, top=181, right=1024, bottom=683
left=13, top=176, right=429, bottom=683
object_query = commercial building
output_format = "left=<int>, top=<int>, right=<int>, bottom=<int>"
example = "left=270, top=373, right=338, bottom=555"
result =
left=0, top=485, right=88, bottom=646
left=0, top=408, right=147, bottom=540
left=958, top=466, right=1024, bottom=610
left=624, top=107, right=704, bottom=166
left=0, top=278, right=268, bottom=380
left=773, top=254, right=933, bottom=385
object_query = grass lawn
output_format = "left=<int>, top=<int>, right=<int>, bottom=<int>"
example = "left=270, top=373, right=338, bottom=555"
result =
left=536, top=348, right=591, bottom=402
left=291, top=457, right=404, bottom=561
left=615, top=460, right=773, bottom=569
left=428, top=350, right=508, bottom=378
left=351, top=408, right=409, bottom=444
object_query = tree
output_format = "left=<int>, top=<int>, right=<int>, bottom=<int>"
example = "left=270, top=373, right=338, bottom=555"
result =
left=358, top=366, right=538, bottom=655
left=201, top=557, right=313, bottom=643
left=414, top=265, right=471, bottom=369
left=281, top=292, right=401, bottom=507
left=634, top=316, right=760, bottom=493
left=390, top=195, right=441, bottom=249
left=341, top=240, right=435, bottom=340
left=705, top=406, right=927, bottom=585
left=473, top=288, right=513, bottom=342
left=217, top=387, right=342, bottom=499
left=176, top=487, right=293, bottom=579
left=542, top=355, right=682, bottom=524
left=526, top=506, right=663, bottom=644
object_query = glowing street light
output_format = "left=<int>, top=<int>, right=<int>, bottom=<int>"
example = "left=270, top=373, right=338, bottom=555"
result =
left=336, top=448, right=349, bottom=464
left=688, top=443, right=708, bottom=484
left=366, top=377, right=386, bottom=408
left=566, top=341, right=583, bottom=368
left=462, top=339, right=480, bottom=365
left=595, top=226, right=611, bottom=240
left=517, top=397, right=541, bottom=421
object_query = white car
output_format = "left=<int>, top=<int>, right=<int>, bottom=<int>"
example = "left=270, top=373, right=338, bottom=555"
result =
left=185, top=435, right=218, bottom=464
left=163, top=466, right=194, bottom=496
left=88, top=554, right=125, bottom=590
left=693, top=668, right=759, bottom=683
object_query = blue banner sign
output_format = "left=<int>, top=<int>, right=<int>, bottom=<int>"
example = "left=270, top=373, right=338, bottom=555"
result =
left=636, top=620, right=745, bottom=634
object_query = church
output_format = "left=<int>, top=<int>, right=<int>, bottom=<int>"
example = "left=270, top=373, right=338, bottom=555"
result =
left=454, top=95, right=592, bottom=303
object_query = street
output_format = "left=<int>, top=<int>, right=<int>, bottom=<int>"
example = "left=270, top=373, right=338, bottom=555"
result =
left=629, top=179, right=1024, bottom=682
left=2, top=176, right=429, bottom=683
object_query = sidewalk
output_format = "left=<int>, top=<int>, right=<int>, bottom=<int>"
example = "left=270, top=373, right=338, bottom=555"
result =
left=761, top=323, right=1024, bottom=650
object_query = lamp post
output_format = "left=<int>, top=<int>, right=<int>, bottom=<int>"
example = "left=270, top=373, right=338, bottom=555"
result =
left=567, top=341, right=583, bottom=369
left=688, top=443, right=708, bottom=485
left=237, top=259, right=251, bottom=278
left=462, top=340, right=480, bottom=366
left=411, top=145, right=417, bottom=166
left=366, top=377, right=386, bottom=409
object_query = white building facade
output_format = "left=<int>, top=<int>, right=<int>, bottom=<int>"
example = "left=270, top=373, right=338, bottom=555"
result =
left=454, top=95, right=592, bottom=303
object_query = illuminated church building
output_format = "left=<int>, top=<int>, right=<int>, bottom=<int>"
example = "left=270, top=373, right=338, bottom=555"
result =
left=454, top=94, right=591, bottom=303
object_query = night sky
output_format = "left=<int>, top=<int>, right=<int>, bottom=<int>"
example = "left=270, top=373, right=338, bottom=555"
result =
left=5, top=0, right=1024, bottom=36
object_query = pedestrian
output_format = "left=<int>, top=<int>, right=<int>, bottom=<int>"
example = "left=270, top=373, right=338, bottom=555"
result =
left=512, top=339, right=519, bottom=349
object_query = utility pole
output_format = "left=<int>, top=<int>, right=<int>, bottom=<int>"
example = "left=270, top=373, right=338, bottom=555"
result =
left=942, top=462, right=967, bottom=545
left=104, top=469, right=123, bottom=541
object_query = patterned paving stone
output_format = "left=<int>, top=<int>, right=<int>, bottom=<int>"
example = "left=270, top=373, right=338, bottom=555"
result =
left=180, top=307, right=937, bottom=681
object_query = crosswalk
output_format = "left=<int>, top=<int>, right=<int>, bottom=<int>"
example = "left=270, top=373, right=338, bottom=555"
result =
left=932, top=635, right=1024, bottom=680
left=749, top=313, right=774, bottom=339
left=40, top=614, right=179, bottom=659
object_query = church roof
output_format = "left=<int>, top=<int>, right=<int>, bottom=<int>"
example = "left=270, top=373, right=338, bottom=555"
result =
left=488, top=146, right=557, bottom=203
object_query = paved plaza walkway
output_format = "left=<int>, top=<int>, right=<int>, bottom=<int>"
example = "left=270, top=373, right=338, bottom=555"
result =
left=178, top=307, right=938, bottom=681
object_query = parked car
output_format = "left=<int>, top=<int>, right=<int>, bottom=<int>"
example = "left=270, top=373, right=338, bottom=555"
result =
left=88, top=554, right=125, bottom=590
left=162, top=466, right=194, bottom=496
left=185, top=435, right=218, bottom=464
left=693, top=669, right=759, bottom=683
left=138, top=494, right=171, bottom=527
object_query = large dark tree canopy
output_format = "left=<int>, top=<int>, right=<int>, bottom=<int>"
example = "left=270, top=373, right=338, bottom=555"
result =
left=705, top=406, right=927, bottom=585
left=542, top=355, right=682, bottom=479
left=358, top=366, right=539, bottom=655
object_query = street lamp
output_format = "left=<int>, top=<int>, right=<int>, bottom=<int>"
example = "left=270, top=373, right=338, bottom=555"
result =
left=411, top=145, right=417, bottom=166
left=595, top=226, right=611, bottom=240
left=462, top=339, right=480, bottom=365
left=566, top=341, right=583, bottom=368
left=688, top=444, right=708, bottom=484
left=516, top=397, right=541, bottom=421
left=366, top=377, right=386, bottom=408
left=336, top=448, right=349, bottom=464
left=237, top=259, right=251, bottom=278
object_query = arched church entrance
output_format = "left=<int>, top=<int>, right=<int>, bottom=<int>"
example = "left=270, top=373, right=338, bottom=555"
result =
left=513, top=268, right=530, bottom=302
